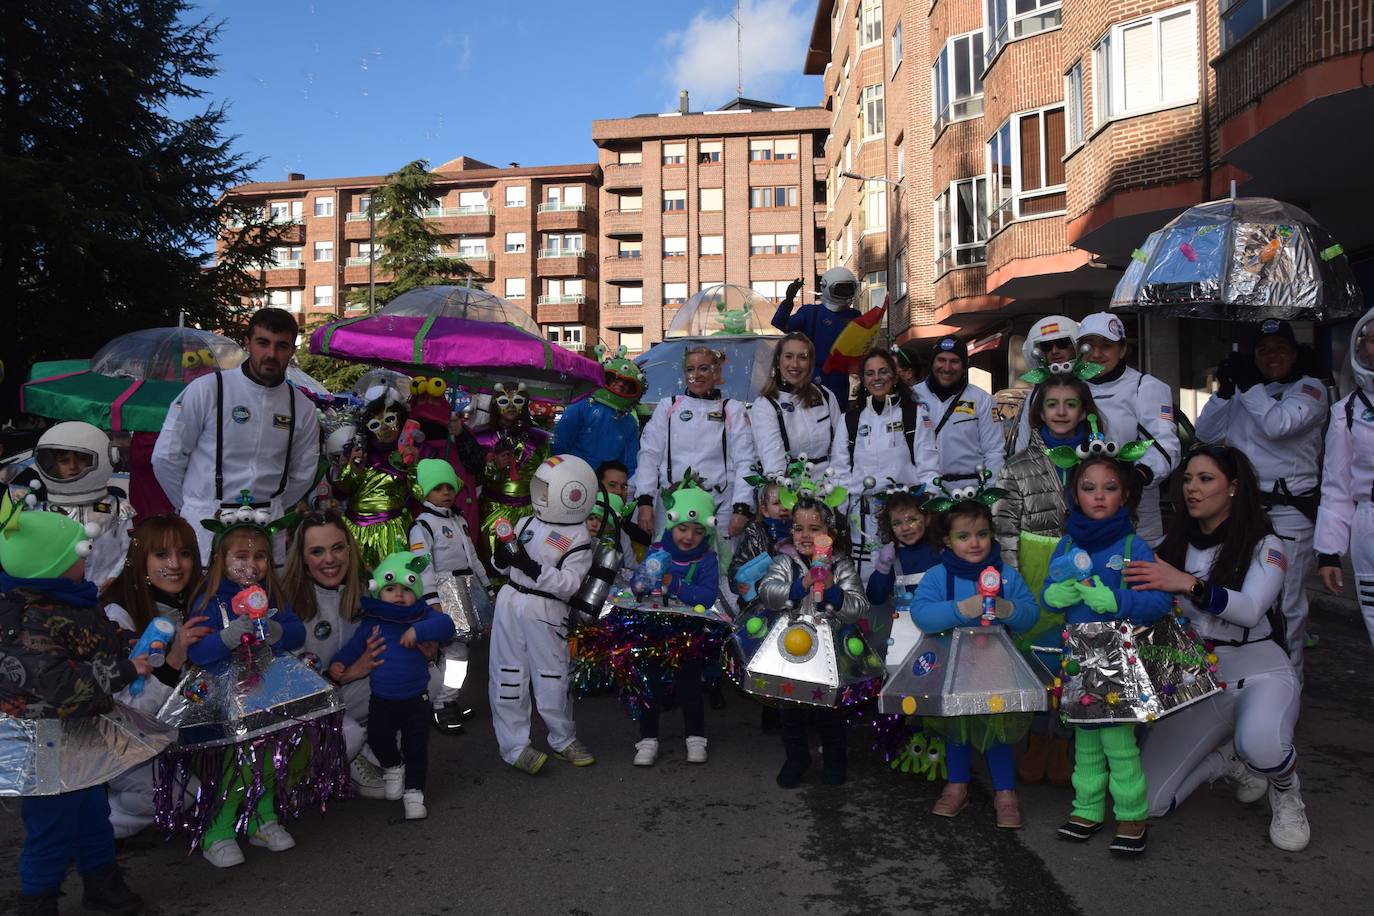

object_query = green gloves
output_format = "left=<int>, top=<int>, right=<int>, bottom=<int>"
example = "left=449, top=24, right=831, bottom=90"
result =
left=1078, top=575, right=1119, bottom=615
left=1044, top=579, right=1080, bottom=609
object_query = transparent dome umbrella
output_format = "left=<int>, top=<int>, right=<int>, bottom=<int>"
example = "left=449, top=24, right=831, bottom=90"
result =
left=634, top=337, right=783, bottom=418
left=309, top=285, right=602, bottom=401
left=1111, top=197, right=1364, bottom=322
left=22, top=326, right=245, bottom=433
left=666, top=283, right=781, bottom=338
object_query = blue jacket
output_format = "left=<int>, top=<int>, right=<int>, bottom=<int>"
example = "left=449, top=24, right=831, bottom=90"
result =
left=866, top=542, right=941, bottom=605
left=550, top=398, right=639, bottom=479
left=770, top=301, right=862, bottom=409
left=187, top=577, right=305, bottom=667
left=331, top=596, right=455, bottom=700
left=910, top=560, right=1040, bottom=634
left=655, top=538, right=720, bottom=608
left=1043, top=532, right=1172, bottom=628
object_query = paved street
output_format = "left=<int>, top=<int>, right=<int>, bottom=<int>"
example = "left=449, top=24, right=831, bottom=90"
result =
left=3, top=587, right=1372, bottom=916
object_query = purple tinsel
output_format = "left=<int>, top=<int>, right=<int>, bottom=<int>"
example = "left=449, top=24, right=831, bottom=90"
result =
left=153, top=710, right=349, bottom=850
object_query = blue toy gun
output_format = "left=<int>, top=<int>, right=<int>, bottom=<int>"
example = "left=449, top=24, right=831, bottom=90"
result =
left=631, top=549, right=671, bottom=597
left=1050, top=547, right=1094, bottom=585
left=733, top=552, right=773, bottom=603
left=128, top=617, right=176, bottom=697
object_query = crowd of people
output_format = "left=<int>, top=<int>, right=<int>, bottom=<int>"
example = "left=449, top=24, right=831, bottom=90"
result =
left=5, top=287, right=1373, bottom=913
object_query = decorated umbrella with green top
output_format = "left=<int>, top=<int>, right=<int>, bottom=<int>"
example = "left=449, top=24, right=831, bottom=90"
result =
left=21, top=326, right=244, bottom=432
left=308, top=285, right=602, bottom=402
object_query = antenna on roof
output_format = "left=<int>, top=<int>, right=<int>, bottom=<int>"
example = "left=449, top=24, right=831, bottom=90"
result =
left=731, top=0, right=743, bottom=98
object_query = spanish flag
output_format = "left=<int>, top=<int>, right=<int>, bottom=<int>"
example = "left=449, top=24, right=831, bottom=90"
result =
left=821, top=295, right=889, bottom=376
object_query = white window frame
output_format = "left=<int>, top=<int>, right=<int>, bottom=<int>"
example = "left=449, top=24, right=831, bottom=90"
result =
left=620, top=284, right=644, bottom=306
left=313, top=197, right=334, bottom=217
left=618, top=149, right=643, bottom=165
left=985, top=0, right=1062, bottom=65
left=894, top=247, right=908, bottom=298
left=859, top=0, right=883, bottom=48
left=663, top=282, right=688, bottom=305
left=861, top=84, right=885, bottom=141
left=896, top=144, right=906, bottom=180
left=775, top=233, right=800, bottom=254
left=662, top=142, right=687, bottom=165
left=986, top=105, right=1067, bottom=234
left=1093, top=4, right=1199, bottom=127
left=932, top=30, right=986, bottom=132
left=863, top=181, right=886, bottom=234
left=933, top=177, right=989, bottom=275
left=618, top=240, right=642, bottom=259
left=504, top=277, right=526, bottom=300
left=619, top=193, right=643, bottom=212
left=699, top=187, right=724, bottom=211
left=619, top=330, right=644, bottom=352
left=750, top=233, right=776, bottom=256
left=700, top=235, right=724, bottom=256
left=698, top=140, right=722, bottom=163
left=891, top=18, right=903, bottom=76
left=313, top=285, right=333, bottom=308
left=505, top=231, right=527, bottom=254
left=663, top=236, right=687, bottom=257
left=662, top=189, right=687, bottom=211
left=1065, top=60, right=1086, bottom=150
left=504, top=185, right=526, bottom=207
left=313, top=241, right=333, bottom=262
left=862, top=270, right=887, bottom=309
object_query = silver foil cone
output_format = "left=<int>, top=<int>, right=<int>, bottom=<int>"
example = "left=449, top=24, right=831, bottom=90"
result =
left=437, top=574, right=492, bottom=640
left=879, top=626, right=1053, bottom=716
left=1, top=704, right=175, bottom=797
left=742, top=606, right=885, bottom=707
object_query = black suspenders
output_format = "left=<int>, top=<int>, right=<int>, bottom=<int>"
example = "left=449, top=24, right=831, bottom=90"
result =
left=214, top=370, right=297, bottom=504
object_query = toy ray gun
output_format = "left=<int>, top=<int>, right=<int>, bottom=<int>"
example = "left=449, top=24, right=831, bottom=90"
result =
left=1050, top=547, right=1094, bottom=586
left=810, top=534, right=834, bottom=601
left=128, top=617, right=176, bottom=697
left=446, top=385, right=473, bottom=416
left=631, top=549, right=672, bottom=598
left=231, top=585, right=271, bottom=642
left=977, top=565, right=1001, bottom=627
left=733, top=552, right=773, bottom=603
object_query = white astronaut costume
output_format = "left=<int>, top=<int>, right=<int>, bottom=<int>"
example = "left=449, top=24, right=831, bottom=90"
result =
left=1316, top=307, right=1374, bottom=648
left=294, top=584, right=371, bottom=761
left=1196, top=344, right=1327, bottom=676
left=1140, top=534, right=1304, bottom=843
left=749, top=386, right=843, bottom=477
left=912, top=381, right=1005, bottom=481
left=153, top=365, right=320, bottom=559
left=488, top=456, right=597, bottom=765
left=1005, top=315, right=1082, bottom=455
left=410, top=501, right=488, bottom=709
left=831, top=394, right=939, bottom=580
left=632, top=392, right=757, bottom=533
left=27, top=422, right=134, bottom=587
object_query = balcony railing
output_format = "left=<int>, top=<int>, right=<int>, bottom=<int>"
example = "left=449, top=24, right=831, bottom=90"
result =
left=538, top=248, right=587, bottom=259
left=537, top=202, right=587, bottom=213
left=345, top=212, right=373, bottom=222
left=537, top=295, right=587, bottom=305
left=613, top=251, right=643, bottom=259
left=345, top=256, right=376, bottom=266
left=422, top=205, right=494, bottom=218
left=267, top=260, right=303, bottom=270
left=269, top=214, right=305, bottom=225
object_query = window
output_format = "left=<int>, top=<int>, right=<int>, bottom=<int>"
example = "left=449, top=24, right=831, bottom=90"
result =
left=546, top=279, right=586, bottom=301
left=618, top=240, right=642, bottom=259
left=663, top=236, right=687, bottom=257
left=271, top=246, right=303, bottom=267
left=776, top=233, right=800, bottom=254
left=749, top=186, right=799, bottom=208
left=313, top=285, right=333, bottom=308
left=844, top=135, right=852, bottom=174
left=1221, top=0, right=1296, bottom=50
left=862, top=270, right=887, bottom=308
left=664, top=282, right=688, bottom=304
left=564, top=279, right=585, bottom=297
left=861, top=84, right=885, bottom=140
left=751, top=280, right=786, bottom=299
left=313, top=197, right=334, bottom=217
left=986, top=0, right=1062, bottom=64
left=270, top=201, right=302, bottom=222
left=894, top=247, right=908, bottom=297
left=662, top=142, right=686, bottom=165
left=864, top=181, right=886, bottom=232
left=750, top=234, right=776, bottom=255
left=455, top=236, right=484, bottom=258
left=896, top=143, right=906, bottom=180
left=620, top=194, right=643, bottom=212
left=620, top=285, right=643, bottom=306
left=750, top=137, right=798, bottom=160
left=357, top=195, right=371, bottom=215
left=542, top=232, right=584, bottom=255
left=355, top=242, right=378, bottom=261
left=749, top=139, right=774, bottom=161
left=619, top=330, right=644, bottom=352
left=1065, top=60, right=1086, bottom=150
left=505, top=278, right=526, bottom=299
left=313, top=241, right=333, bottom=262
left=1094, top=5, right=1198, bottom=125
left=546, top=324, right=584, bottom=346
left=268, top=289, right=302, bottom=312
left=891, top=18, right=903, bottom=74
left=933, top=30, right=986, bottom=130
left=618, top=149, right=642, bottom=165
left=987, top=106, right=1067, bottom=234
left=505, top=232, right=527, bottom=253
left=458, top=190, right=488, bottom=210
left=698, top=140, right=722, bottom=163
left=504, top=185, right=526, bottom=207
left=663, top=189, right=687, bottom=211
left=934, top=177, right=989, bottom=274
left=562, top=185, right=585, bottom=207
left=842, top=219, right=853, bottom=261
left=700, top=235, right=724, bottom=256
left=859, top=0, right=883, bottom=47
left=699, top=187, right=723, bottom=211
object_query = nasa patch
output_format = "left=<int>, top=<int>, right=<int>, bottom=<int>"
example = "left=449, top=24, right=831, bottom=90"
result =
left=679, top=410, right=694, bottom=422
left=313, top=620, right=332, bottom=640
left=231, top=406, right=251, bottom=424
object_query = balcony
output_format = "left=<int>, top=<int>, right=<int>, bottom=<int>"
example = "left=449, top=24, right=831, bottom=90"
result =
left=272, top=222, right=306, bottom=244
left=263, top=263, right=305, bottom=286
left=536, top=249, right=589, bottom=278
left=603, top=162, right=643, bottom=191
left=344, top=215, right=374, bottom=240
left=536, top=299, right=588, bottom=324
left=425, top=206, right=495, bottom=236
left=536, top=202, right=592, bottom=232
left=343, top=261, right=392, bottom=285
left=345, top=211, right=372, bottom=222
left=812, top=160, right=828, bottom=182
left=603, top=302, right=645, bottom=328
left=601, top=254, right=644, bottom=282
left=602, top=208, right=643, bottom=237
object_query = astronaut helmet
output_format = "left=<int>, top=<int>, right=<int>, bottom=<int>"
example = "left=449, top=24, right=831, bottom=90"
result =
left=529, top=455, right=597, bottom=525
left=818, top=266, right=858, bottom=312
left=1351, top=306, right=1374, bottom=392
left=1022, top=315, right=1081, bottom=371
left=35, top=421, right=113, bottom=506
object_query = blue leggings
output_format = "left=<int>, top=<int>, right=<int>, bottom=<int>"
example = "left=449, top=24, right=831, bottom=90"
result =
left=946, top=741, right=1016, bottom=791
left=20, top=785, right=115, bottom=894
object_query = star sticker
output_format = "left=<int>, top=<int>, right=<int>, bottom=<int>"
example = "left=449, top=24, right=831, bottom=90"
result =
left=811, top=687, right=825, bottom=701
left=751, top=677, right=768, bottom=691
left=781, top=681, right=794, bottom=695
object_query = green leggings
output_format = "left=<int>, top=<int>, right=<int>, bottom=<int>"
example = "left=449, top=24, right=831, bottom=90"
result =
left=1070, top=724, right=1148, bottom=823
left=203, top=740, right=313, bottom=845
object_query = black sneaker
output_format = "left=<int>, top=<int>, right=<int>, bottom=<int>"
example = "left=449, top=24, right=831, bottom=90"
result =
left=81, top=863, right=142, bottom=915
left=1108, top=824, right=1148, bottom=856
left=432, top=704, right=466, bottom=735
left=1057, top=819, right=1104, bottom=842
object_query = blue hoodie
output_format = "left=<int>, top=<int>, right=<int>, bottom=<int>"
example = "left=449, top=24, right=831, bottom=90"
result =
left=187, top=577, right=305, bottom=667
left=655, top=536, right=720, bottom=608
left=1042, top=510, right=1172, bottom=628
left=550, top=397, right=640, bottom=479
left=866, top=541, right=942, bottom=605
left=910, top=547, right=1040, bottom=635
left=331, top=595, right=455, bottom=700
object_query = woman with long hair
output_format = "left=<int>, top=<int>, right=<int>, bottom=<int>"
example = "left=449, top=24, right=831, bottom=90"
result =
left=751, top=332, right=843, bottom=477
left=1124, top=444, right=1309, bottom=851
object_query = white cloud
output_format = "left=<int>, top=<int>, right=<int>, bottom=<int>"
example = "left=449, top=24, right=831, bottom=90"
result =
left=662, top=0, right=811, bottom=108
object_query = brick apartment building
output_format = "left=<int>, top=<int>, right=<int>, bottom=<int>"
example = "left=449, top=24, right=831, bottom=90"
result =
left=591, top=97, right=830, bottom=353
left=220, top=157, right=601, bottom=351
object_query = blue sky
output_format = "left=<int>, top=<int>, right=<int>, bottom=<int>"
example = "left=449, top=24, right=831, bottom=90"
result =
left=184, top=0, right=824, bottom=184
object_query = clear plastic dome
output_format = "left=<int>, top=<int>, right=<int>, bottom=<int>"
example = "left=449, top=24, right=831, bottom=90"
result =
left=665, top=284, right=781, bottom=338
left=380, top=285, right=540, bottom=337
left=90, top=327, right=244, bottom=383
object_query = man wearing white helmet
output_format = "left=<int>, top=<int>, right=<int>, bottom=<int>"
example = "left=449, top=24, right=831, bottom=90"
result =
left=153, top=308, right=321, bottom=559
left=488, top=454, right=598, bottom=774
left=1317, top=307, right=1374, bottom=648
left=770, top=268, right=864, bottom=409
left=1006, top=315, right=1082, bottom=456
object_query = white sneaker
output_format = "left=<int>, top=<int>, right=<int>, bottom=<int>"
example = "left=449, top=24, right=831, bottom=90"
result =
left=1217, top=741, right=1268, bottom=804
left=402, top=789, right=427, bottom=820
left=248, top=821, right=295, bottom=852
left=202, top=838, right=244, bottom=868
left=686, top=735, right=708, bottom=764
left=633, top=738, right=659, bottom=766
left=350, top=754, right=386, bottom=799
left=1268, top=778, right=1311, bottom=852
left=382, top=765, right=405, bottom=801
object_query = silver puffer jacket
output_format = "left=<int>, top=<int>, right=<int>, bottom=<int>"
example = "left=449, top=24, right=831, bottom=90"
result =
left=757, top=548, right=869, bottom=624
left=993, top=428, right=1070, bottom=569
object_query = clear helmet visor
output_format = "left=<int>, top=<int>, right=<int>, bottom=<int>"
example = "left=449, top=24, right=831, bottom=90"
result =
left=35, top=445, right=100, bottom=486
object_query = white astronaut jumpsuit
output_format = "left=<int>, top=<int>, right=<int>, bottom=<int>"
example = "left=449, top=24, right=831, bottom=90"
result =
left=830, top=394, right=940, bottom=582
left=1141, top=535, right=1299, bottom=817
left=1316, top=307, right=1374, bottom=648
left=632, top=393, right=757, bottom=534
left=1196, top=373, right=1327, bottom=675
left=913, top=379, right=1006, bottom=481
left=153, top=366, right=320, bottom=560
left=749, top=387, right=843, bottom=477
left=488, top=516, right=594, bottom=764
left=293, top=584, right=371, bottom=761
left=411, top=502, right=489, bottom=709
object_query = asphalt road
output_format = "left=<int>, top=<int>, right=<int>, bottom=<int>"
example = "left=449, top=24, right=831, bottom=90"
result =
left=3, top=588, right=1372, bottom=916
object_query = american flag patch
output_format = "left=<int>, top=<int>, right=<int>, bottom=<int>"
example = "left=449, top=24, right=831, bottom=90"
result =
left=1160, top=404, right=1174, bottom=420
left=1266, top=547, right=1287, bottom=572
left=545, top=531, right=572, bottom=552
left=1301, top=384, right=1322, bottom=399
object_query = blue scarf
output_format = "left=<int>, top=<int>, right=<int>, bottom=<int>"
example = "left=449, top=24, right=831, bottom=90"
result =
left=762, top=517, right=791, bottom=545
left=0, top=573, right=99, bottom=607
left=938, top=541, right=1004, bottom=582
left=1064, top=507, right=1134, bottom=552
left=658, top=535, right=710, bottom=565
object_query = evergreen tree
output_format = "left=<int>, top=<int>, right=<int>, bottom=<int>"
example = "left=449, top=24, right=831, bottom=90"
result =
left=347, top=159, right=476, bottom=310
left=0, top=0, right=280, bottom=421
